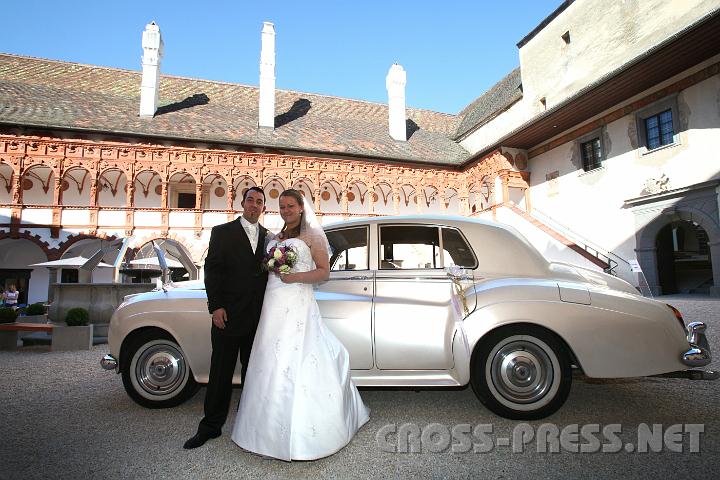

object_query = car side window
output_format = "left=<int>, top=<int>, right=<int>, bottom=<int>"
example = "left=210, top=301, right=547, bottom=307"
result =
left=442, top=227, right=477, bottom=268
left=379, top=225, right=440, bottom=269
left=327, top=226, right=369, bottom=271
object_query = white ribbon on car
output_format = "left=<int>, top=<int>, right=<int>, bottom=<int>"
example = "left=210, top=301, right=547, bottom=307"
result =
left=446, top=265, right=472, bottom=358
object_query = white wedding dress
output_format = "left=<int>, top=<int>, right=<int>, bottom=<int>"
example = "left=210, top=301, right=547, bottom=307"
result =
left=232, top=237, right=370, bottom=461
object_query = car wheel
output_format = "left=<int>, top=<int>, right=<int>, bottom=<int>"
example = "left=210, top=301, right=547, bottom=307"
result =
left=471, top=325, right=572, bottom=420
left=121, top=329, right=200, bottom=408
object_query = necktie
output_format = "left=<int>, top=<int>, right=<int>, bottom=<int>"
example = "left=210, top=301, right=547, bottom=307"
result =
left=247, top=223, right=258, bottom=252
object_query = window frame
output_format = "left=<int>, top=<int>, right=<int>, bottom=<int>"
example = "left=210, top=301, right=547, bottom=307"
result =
left=575, top=127, right=606, bottom=173
left=635, top=94, right=681, bottom=155
left=326, top=225, right=370, bottom=272
left=377, top=223, right=478, bottom=271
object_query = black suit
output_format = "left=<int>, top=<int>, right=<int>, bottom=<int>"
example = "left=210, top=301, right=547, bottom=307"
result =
left=198, top=217, right=269, bottom=437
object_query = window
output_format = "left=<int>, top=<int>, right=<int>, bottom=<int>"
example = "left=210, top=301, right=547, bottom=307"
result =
left=327, top=226, right=369, bottom=271
left=575, top=127, right=605, bottom=173
left=645, top=109, right=674, bottom=150
left=378, top=225, right=477, bottom=270
left=581, top=137, right=602, bottom=171
left=635, top=95, right=680, bottom=154
left=61, top=269, right=79, bottom=283
left=177, top=192, right=195, bottom=209
left=441, top=228, right=477, bottom=268
left=380, top=225, right=440, bottom=269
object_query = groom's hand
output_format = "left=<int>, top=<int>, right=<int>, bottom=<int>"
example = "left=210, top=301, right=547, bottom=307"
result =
left=212, top=308, right=227, bottom=329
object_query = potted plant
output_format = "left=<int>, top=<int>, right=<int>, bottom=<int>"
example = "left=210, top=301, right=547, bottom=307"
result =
left=21, top=303, right=47, bottom=323
left=52, top=307, right=93, bottom=351
left=0, top=307, right=18, bottom=324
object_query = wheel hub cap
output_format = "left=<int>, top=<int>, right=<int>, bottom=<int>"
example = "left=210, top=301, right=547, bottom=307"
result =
left=491, top=341, right=554, bottom=405
left=136, top=344, right=186, bottom=395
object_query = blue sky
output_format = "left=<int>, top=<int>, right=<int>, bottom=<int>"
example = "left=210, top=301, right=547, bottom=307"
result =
left=1, top=0, right=560, bottom=114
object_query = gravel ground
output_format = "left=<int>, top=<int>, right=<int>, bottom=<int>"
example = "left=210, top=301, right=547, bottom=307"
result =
left=1, top=294, right=718, bottom=479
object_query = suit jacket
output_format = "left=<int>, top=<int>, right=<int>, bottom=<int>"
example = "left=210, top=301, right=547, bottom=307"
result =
left=204, top=217, right=269, bottom=336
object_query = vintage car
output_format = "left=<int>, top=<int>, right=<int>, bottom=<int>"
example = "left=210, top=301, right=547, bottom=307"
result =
left=101, top=215, right=715, bottom=419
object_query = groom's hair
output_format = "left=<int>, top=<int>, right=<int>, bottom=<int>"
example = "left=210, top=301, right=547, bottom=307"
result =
left=242, top=186, right=266, bottom=202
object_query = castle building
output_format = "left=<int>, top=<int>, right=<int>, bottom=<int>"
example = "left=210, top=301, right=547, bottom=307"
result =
left=1, top=0, right=719, bottom=305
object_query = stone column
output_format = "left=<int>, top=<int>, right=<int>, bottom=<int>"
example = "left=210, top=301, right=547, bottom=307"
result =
left=635, top=246, right=661, bottom=296
left=392, top=189, right=400, bottom=215
left=709, top=240, right=720, bottom=297
left=126, top=181, right=135, bottom=207
left=11, top=171, right=22, bottom=205
left=160, top=181, right=168, bottom=209
left=195, top=182, right=203, bottom=209
left=341, top=189, right=349, bottom=218
left=89, top=177, right=98, bottom=207
left=53, top=176, right=63, bottom=206
left=314, top=188, right=321, bottom=213
left=226, top=183, right=235, bottom=210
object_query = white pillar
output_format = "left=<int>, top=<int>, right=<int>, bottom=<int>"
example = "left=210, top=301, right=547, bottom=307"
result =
left=494, top=176, right=504, bottom=204
left=385, top=64, right=407, bottom=141
left=258, top=22, right=276, bottom=129
left=139, top=22, right=164, bottom=118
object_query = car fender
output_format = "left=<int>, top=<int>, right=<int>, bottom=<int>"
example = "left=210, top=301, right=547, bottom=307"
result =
left=461, top=280, right=689, bottom=378
left=109, top=291, right=215, bottom=384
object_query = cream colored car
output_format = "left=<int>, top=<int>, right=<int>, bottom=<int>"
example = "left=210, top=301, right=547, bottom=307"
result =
left=101, top=216, right=715, bottom=419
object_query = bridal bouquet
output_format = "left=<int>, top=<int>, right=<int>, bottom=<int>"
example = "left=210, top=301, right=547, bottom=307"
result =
left=263, top=244, right=298, bottom=274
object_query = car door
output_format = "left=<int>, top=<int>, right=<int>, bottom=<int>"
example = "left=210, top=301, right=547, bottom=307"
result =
left=374, top=224, right=477, bottom=370
left=315, top=225, right=374, bottom=369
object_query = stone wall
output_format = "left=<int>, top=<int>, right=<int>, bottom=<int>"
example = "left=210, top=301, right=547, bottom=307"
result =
left=49, top=283, right=156, bottom=324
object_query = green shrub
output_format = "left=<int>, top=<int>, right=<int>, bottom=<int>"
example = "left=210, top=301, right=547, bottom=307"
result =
left=25, top=303, right=46, bottom=316
left=0, top=307, right=18, bottom=324
left=65, top=307, right=89, bottom=326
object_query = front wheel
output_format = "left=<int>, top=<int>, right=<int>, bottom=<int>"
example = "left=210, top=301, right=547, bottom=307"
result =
left=471, top=325, right=572, bottom=420
left=121, top=329, right=200, bottom=408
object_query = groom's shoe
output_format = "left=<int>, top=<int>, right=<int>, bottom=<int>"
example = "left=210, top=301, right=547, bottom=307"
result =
left=183, top=431, right=221, bottom=449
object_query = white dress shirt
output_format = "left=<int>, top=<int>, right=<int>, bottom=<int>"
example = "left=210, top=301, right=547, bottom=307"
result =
left=240, top=216, right=259, bottom=252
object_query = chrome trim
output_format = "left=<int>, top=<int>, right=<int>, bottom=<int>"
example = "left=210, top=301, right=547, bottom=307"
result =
left=686, top=321, right=706, bottom=345
left=100, top=354, right=118, bottom=372
left=682, top=345, right=711, bottom=367
left=682, top=321, right=711, bottom=367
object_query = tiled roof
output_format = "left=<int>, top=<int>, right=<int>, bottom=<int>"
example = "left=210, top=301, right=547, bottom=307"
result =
left=455, top=68, right=523, bottom=140
left=0, top=54, right=470, bottom=167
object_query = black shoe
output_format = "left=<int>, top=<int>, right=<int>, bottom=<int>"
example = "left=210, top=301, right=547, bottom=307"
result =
left=183, top=431, right=220, bottom=449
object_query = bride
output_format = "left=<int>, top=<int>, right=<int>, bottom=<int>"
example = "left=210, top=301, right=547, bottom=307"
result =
left=232, top=189, right=370, bottom=461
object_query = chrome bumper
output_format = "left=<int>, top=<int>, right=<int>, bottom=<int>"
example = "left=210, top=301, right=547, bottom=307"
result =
left=682, top=322, right=711, bottom=368
left=101, top=354, right=118, bottom=372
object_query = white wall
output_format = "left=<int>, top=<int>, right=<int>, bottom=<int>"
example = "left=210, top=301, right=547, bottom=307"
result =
left=526, top=69, right=720, bottom=273
left=519, top=0, right=718, bottom=110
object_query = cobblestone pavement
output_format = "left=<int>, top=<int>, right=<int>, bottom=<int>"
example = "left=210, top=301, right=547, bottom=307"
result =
left=1, top=295, right=718, bottom=479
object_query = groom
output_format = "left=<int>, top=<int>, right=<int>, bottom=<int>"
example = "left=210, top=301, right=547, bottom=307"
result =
left=184, top=186, right=271, bottom=449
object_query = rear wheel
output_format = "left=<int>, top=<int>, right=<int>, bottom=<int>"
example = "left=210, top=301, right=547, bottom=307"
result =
left=121, top=329, right=199, bottom=408
left=471, top=325, right=572, bottom=420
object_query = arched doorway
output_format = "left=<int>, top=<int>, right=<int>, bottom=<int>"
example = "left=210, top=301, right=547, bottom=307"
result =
left=656, top=221, right=713, bottom=294
left=0, top=238, right=50, bottom=304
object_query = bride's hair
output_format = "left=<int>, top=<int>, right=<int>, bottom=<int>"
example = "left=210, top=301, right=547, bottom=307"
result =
left=279, top=189, right=305, bottom=239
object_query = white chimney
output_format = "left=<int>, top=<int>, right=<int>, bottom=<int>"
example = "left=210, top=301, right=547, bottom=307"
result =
left=258, top=22, right=276, bottom=129
left=386, top=63, right=407, bottom=141
left=139, top=21, right=164, bottom=117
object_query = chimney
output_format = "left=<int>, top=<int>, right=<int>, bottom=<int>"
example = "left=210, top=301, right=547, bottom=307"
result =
left=258, top=22, right=276, bottom=129
left=139, top=21, right=164, bottom=117
left=386, top=63, right=407, bottom=141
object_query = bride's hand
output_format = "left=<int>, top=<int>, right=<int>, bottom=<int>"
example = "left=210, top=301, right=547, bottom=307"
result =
left=280, top=273, right=297, bottom=284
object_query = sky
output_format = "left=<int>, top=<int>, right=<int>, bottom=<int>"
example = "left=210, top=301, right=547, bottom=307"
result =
left=1, top=0, right=561, bottom=114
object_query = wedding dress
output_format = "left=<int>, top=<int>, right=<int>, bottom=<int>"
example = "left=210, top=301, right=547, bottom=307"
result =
left=231, top=237, right=370, bottom=461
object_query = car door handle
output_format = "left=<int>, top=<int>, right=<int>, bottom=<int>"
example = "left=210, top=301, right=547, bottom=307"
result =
left=349, top=275, right=371, bottom=280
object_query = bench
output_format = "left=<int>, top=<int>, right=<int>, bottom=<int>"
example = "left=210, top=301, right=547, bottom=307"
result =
left=0, top=323, right=54, bottom=350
